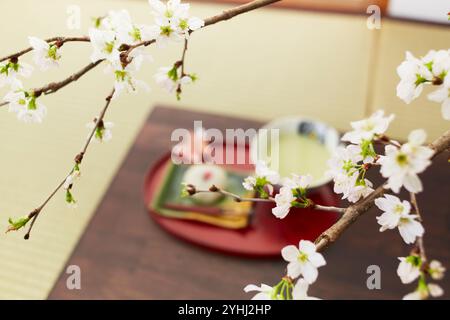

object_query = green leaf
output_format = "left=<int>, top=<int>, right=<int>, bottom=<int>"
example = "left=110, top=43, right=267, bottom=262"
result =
left=95, top=127, right=104, bottom=140
left=415, top=74, right=429, bottom=86
left=424, top=61, right=433, bottom=72
left=179, top=19, right=188, bottom=31
left=167, top=65, right=179, bottom=82
left=7, top=216, right=30, bottom=232
left=92, top=16, right=102, bottom=28
left=115, top=70, right=127, bottom=81
left=406, top=255, right=422, bottom=267
left=65, top=190, right=76, bottom=204
left=360, top=139, right=376, bottom=160
left=48, top=45, right=60, bottom=60
left=189, top=73, right=198, bottom=82
left=28, top=96, right=37, bottom=110
left=131, top=26, right=141, bottom=41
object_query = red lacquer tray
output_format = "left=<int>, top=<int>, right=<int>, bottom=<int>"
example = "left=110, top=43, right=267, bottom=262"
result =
left=144, top=150, right=340, bottom=258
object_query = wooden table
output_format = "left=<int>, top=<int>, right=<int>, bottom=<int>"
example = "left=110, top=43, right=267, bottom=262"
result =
left=49, top=106, right=449, bottom=299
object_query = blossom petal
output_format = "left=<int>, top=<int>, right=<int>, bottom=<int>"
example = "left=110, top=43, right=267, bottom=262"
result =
left=299, top=240, right=316, bottom=254
left=287, top=261, right=302, bottom=279
left=281, top=245, right=299, bottom=262
left=428, top=284, right=444, bottom=297
left=292, top=279, right=309, bottom=300
left=301, top=262, right=319, bottom=284
left=308, top=252, right=326, bottom=268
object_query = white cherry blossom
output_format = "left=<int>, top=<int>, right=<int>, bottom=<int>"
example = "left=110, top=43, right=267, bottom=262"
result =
left=292, top=279, right=320, bottom=300
left=428, top=260, right=446, bottom=280
left=88, top=28, right=121, bottom=63
left=272, top=186, right=295, bottom=219
left=327, top=145, right=373, bottom=203
left=108, top=63, right=150, bottom=99
left=345, top=174, right=373, bottom=203
left=378, top=129, right=433, bottom=193
left=4, top=85, right=46, bottom=123
left=154, top=66, right=193, bottom=93
left=0, top=60, right=33, bottom=88
left=254, top=160, right=280, bottom=185
left=86, top=120, right=114, bottom=143
left=403, top=283, right=443, bottom=300
left=242, top=176, right=256, bottom=191
left=282, top=174, right=313, bottom=190
left=243, top=283, right=274, bottom=300
left=147, top=0, right=204, bottom=46
left=281, top=240, right=326, bottom=284
left=28, top=36, right=61, bottom=70
left=396, top=51, right=433, bottom=104
left=397, top=256, right=421, bottom=284
left=63, top=170, right=80, bottom=190
left=341, top=110, right=394, bottom=144
left=375, top=194, right=424, bottom=244
left=428, top=85, right=450, bottom=120
left=421, top=49, right=450, bottom=79
left=241, top=160, right=280, bottom=198
left=101, top=10, right=156, bottom=45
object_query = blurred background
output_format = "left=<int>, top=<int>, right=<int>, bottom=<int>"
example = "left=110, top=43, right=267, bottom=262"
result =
left=0, top=0, right=448, bottom=299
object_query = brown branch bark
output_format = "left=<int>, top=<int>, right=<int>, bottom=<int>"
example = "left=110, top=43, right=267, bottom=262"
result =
left=410, top=192, right=427, bottom=261
left=204, top=0, right=281, bottom=26
left=1, top=60, right=103, bottom=109
left=314, top=129, right=450, bottom=252
left=0, top=36, right=90, bottom=63
left=34, top=60, right=103, bottom=96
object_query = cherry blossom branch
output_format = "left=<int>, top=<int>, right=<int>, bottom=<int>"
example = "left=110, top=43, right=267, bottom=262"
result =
left=0, top=60, right=103, bottom=109
left=22, top=88, right=115, bottom=239
left=1, top=0, right=281, bottom=64
left=194, top=186, right=275, bottom=203
left=124, top=0, right=281, bottom=53
left=4, top=0, right=285, bottom=237
left=203, top=0, right=281, bottom=26
left=0, top=36, right=90, bottom=63
left=35, top=60, right=103, bottom=96
left=180, top=39, right=189, bottom=76
left=187, top=185, right=347, bottom=212
left=1, top=0, right=281, bottom=109
left=314, top=129, right=450, bottom=252
left=410, top=192, right=427, bottom=262
left=375, top=134, right=402, bottom=148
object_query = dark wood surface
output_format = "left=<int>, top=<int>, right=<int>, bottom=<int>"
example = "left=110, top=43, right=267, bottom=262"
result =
left=49, top=106, right=449, bottom=299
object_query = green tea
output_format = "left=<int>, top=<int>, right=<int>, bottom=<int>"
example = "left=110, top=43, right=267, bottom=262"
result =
left=269, top=133, right=331, bottom=183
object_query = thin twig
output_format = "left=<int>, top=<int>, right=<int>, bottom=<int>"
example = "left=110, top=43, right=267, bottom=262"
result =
left=23, top=88, right=115, bottom=239
left=35, top=60, right=103, bottom=96
left=410, top=192, right=427, bottom=261
left=1, top=60, right=103, bottom=109
left=313, top=204, right=346, bottom=213
left=0, top=36, right=90, bottom=63
left=204, top=0, right=281, bottom=26
left=195, top=189, right=274, bottom=203
left=195, top=186, right=346, bottom=211
left=180, top=38, right=188, bottom=76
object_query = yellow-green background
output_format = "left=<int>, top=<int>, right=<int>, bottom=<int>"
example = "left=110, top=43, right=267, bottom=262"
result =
left=0, top=0, right=448, bottom=299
